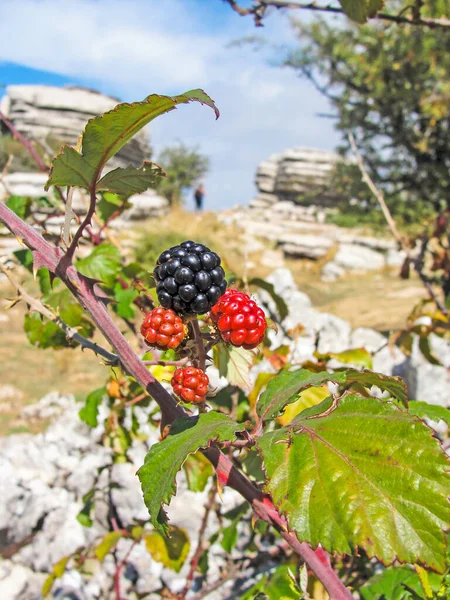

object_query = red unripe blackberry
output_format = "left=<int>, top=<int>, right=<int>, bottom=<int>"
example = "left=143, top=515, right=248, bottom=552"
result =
left=171, top=366, right=209, bottom=403
left=211, top=289, right=267, bottom=350
left=141, top=307, right=185, bottom=350
left=154, top=241, right=227, bottom=315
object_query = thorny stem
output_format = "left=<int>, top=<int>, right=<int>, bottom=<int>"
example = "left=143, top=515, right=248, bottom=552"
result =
left=0, top=262, right=119, bottom=365
left=0, top=201, right=352, bottom=600
left=0, top=110, right=48, bottom=172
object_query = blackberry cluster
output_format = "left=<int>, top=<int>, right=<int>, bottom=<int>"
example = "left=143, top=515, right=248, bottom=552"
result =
left=154, top=241, right=227, bottom=315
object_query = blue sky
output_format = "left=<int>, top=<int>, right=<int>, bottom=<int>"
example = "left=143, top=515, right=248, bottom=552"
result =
left=0, top=0, right=340, bottom=210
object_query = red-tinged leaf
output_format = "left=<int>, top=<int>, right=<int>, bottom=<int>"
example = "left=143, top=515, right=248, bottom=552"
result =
left=257, top=394, right=450, bottom=572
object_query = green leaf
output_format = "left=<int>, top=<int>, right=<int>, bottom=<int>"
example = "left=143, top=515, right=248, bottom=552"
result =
left=214, top=343, right=253, bottom=391
left=249, top=277, right=288, bottom=321
left=367, top=0, right=384, bottom=17
left=96, top=192, right=130, bottom=224
left=183, top=452, right=214, bottom=492
left=408, top=401, right=450, bottom=426
left=44, top=288, right=95, bottom=338
left=112, top=283, right=138, bottom=319
left=46, top=89, right=219, bottom=190
left=419, top=336, right=442, bottom=366
left=338, top=0, right=367, bottom=23
left=6, top=195, right=32, bottom=219
left=97, top=162, right=166, bottom=198
left=241, top=566, right=303, bottom=600
left=79, top=387, right=106, bottom=427
left=257, top=368, right=347, bottom=421
left=137, top=411, right=245, bottom=534
left=315, top=347, right=373, bottom=369
left=24, top=312, right=68, bottom=349
left=144, top=527, right=190, bottom=573
left=76, top=242, right=122, bottom=287
left=344, top=368, right=408, bottom=407
left=44, top=145, right=96, bottom=189
left=257, top=394, right=450, bottom=572
left=94, top=531, right=124, bottom=562
left=37, top=268, right=52, bottom=295
left=14, top=248, right=33, bottom=271
left=42, top=555, right=71, bottom=597
left=360, top=565, right=442, bottom=600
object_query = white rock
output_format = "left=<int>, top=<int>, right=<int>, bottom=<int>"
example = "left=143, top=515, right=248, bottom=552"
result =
left=333, top=243, right=385, bottom=271
left=279, top=233, right=334, bottom=260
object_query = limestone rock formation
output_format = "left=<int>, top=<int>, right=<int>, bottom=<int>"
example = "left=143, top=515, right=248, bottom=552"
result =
left=252, top=147, right=343, bottom=209
left=0, top=85, right=151, bottom=170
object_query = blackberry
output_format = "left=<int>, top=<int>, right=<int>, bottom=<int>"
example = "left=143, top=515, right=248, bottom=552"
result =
left=154, top=241, right=227, bottom=315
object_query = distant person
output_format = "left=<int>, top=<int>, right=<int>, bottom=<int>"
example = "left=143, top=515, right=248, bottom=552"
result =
left=194, top=184, right=205, bottom=211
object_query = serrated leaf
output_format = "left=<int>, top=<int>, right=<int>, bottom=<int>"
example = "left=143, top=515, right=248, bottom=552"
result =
left=408, top=401, right=450, bottom=426
left=250, top=277, right=288, bottom=321
left=44, top=145, right=95, bottom=190
left=94, top=531, right=124, bottom=562
left=137, top=411, right=245, bottom=534
left=79, top=387, right=106, bottom=427
left=76, top=242, right=122, bottom=287
left=214, top=343, right=253, bottom=391
left=183, top=452, right=214, bottom=492
left=344, top=368, right=408, bottom=407
left=6, top=195, right=32, bottom=219
left=97, top=162, right=166, bottom=198
left=144, top=527, right=190, bottom=573
left=46, top=90, right=218, bottom=190
left=257, top=368, right=347, bottom=421
left=257, top=394, right=450, bottom=572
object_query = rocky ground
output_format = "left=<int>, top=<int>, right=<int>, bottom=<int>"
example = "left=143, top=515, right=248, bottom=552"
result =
left=0, top=268, right=449, bottom=600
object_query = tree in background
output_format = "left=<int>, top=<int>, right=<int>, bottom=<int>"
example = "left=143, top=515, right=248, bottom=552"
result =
left=282, top=1, right=450, bottom=220
left=156, top=143, right=209, bottom=207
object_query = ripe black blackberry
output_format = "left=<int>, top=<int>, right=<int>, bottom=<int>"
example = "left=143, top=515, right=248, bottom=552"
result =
left=154, top=241, right=227, bottom=315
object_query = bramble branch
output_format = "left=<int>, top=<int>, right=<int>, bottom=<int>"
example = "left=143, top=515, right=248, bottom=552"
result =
left=0, top=262, right=119, bottom=365
left=222, top=0, right=450, bottom=29
left=0, top=201, right=352, bottom=599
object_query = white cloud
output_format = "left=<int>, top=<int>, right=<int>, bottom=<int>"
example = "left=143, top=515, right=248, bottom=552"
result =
left=0, top=0, right=340, bottom=209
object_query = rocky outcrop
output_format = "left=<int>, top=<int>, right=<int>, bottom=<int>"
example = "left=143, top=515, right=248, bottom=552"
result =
left=219, top=207, right=405, bottom=278
left=0, top=85, right=151, bottom=170
left=251, top=147, right=343, bottom=210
